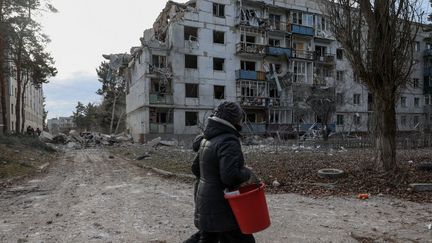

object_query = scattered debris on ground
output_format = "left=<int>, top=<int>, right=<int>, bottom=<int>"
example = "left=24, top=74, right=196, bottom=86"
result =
left=110, top=141, right=432, bottom=202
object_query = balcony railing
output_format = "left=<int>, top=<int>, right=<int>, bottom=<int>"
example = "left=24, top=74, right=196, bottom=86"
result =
left=149, top=123, right=174, bottom=134
left=315, top=54, right=335, bottom=65
left=292, top=50, right=315, bottom=60
left=267, top=21, right=289, bottom=32
left=236, top=70, right=266, bottom=81
left=288, top=24, right=315, bottom=36
left=236, top=43, right=266, bottom=55
left=237, top=97, right=289, bottom=108
left=266, top=46, right=292, bottom=57
left=149, top=93, right=173, bottom=105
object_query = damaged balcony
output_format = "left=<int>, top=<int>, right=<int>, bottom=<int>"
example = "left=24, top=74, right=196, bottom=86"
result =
left=315, top=54, right=335, bottom=66
left=288, top=24, right=315, bottom=37
left=148, top=55, right=171, bottom=77
left=150, top=78, right=173, bottom=105
left=265, top=46, right=292, bottom=57
left=292, top=50, right=315, bottom=60
left=236, top=79, right=286, bottom=108
left=149, top=108, right=174, bottom=134
left=236, top=69, right=266, bottom=81
left=236, top=42, right=266, bottom=56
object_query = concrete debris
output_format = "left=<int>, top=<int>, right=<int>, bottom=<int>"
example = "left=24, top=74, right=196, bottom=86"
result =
left=147, top=137, right=162, bottom=147
left=69, top=130, right=85, bottom=144
left=53, top=133, right=68, bottom=144
left=39, top=131, right=54, bottom=143
left=272, top=180, right=281, bottom=187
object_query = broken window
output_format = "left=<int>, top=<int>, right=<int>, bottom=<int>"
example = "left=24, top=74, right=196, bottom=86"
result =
left=336, top=114, right=344, bottom=125
left=184, top=26, right=198, bottom=41
left=213, top=3, right=225, bottom=18
left=241, top=35, right=256, bottom=45
left=213, top=30, right=225, bottom=44
left=401, top=115, right=407, bottom=126
left=269, top=14, right=281, bottom=30
left=413, top=78, right=419, bottom=88
left=185, top=55, right=198, bottom=69
left=414, top=97, right=420, bottom=107
left=185, top=83, right=199, bottom=98
left=149, top=108, right=173, bottom=124
left=185, top=112, right=198, bottom=126
left=292, top=12, right=302, bottom=25
left=152, top=55, right=166, bottom=68
left=336, top=49, right=344, bottom=60
left=354, top=115, right=361, bottom=125
left=336, top=93, right=344, bottom=105
left=214, top=85, right=225, bottom=99
left=151, top=78, right=171, bottom=94
left=213, top=58, right=225, bottom=71
left=401, top=96, right=407, bottom=107
left=353, top=94, right=361, bottom=105
left=240, top=61, right=255, bottom=71
left=268, top=38, right=281, bottom=47
left=336, top=71, right=344, bottom=82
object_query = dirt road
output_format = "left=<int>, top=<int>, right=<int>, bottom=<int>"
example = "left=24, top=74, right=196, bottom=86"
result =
left=1, top=149, right=431, bottom=242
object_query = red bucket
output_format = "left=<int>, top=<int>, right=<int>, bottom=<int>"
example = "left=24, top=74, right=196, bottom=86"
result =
left=224, top=182, right=271, bottom=234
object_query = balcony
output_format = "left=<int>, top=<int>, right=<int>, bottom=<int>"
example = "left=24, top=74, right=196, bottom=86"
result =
left=149, top=123, right=174, bottom=134
left=292, top=50, right=315, bottom=60
left=267, top=21, right=289, bottom=32
left=148, top=65, right=171, bottom=76
left=424, top=49, right=432, bottom=58
left=288, top=24, right=315, bottom=36
left=235, top=70, right=266, bottom=81
left=237, top=96, right=289, bottom=108
left=315, top=54, right=335, bottom=66
left=149, top=93, right=173, bottom=105
left=266, top=46, right=292, bottom=57
left=236, top=43, right=266, bottom=56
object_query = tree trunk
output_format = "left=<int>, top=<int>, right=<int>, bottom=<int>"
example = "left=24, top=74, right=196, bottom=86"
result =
left=20, top=79, right=28, bottom=132
left=0, top=0, right=8, bottom=133
left=114, top=110, right=124, bottom=134
left=109, top=94, right=117, bottom=134
left=373, top=92, right=397, bottom=171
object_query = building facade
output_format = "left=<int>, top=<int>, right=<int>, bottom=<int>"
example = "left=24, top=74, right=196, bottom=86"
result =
left=47, top=116, right=75, bottom=135
left=125, top=0, right=432, bottom=142
left=0, top=63, right=44, bottom=134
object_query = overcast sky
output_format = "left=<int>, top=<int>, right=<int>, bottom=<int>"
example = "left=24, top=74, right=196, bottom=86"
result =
left=41, top=0, right=429, bottom=119
left=41, top=0, right=188, bottom=119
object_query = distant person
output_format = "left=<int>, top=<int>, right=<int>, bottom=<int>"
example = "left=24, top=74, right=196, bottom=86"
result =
left=26, top=125, right=34, bottom=136
left=35, top=128, right=42, bottom=136
left=186, top=101, right=258, bottom=243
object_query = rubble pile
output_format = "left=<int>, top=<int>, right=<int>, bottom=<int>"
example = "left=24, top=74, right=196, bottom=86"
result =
left=40, top=131, right=134, bottom=149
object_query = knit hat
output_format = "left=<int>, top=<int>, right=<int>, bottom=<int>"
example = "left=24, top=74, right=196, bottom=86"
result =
left=213, top=101, right=244, bottom=126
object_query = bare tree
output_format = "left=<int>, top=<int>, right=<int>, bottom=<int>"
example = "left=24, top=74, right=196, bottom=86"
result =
left=306, top=87, right=336, bottom=141
left=323, top=0, right=422, bottom=171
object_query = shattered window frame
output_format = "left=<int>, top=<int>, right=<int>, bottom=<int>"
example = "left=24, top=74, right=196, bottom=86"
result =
left=336, top=114, right=344, bottom=125
left=336, top=49, right=344, bottom=60
left=185, top=111, right=199, bottom=126
left=184, top=26, right=198, bottom=41
left=353, top=114, right=361, bottom=125
left=185, top=83, right=199, bottom=98
left=213, top=3, right=225, bottom=18
left=240, top=60, right=256, bottom=71
left=185, top=55, right=198, bottom=69
left=213, top=58, right=225, bottom=71
left=213, top=30, right=225, bottom=44
left=213, top=85, right=225, bottom=99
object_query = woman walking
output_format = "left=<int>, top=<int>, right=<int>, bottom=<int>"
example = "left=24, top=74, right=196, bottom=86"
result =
left=191, top=101, right=257, bottom=243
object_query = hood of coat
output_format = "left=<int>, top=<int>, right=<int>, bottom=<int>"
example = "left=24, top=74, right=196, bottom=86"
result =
left=203, top=117, right=241, bottom=140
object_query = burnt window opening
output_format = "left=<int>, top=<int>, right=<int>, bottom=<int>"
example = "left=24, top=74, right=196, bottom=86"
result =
left=213, top=3, right=225, bottom=18
left=213, top=58, right=225, bottom=71
left=185, top=83, right=199, bottom=98
left=152, top=55, right=166, bottom=68
left=241, top=35, right=256, bottom=45
left=240, top=61, right=256, bottom=71
left=185, top=55, right=198, bottom=69
left=336, top=49, right=344, bottom=60
left=214, top=85, right=225, bottom=99
left=213, top=30, right=225, bottom=44
left=184, top=26, right=198, bottom=41
left=269, top=38, right=281, bottom=47
left=151, top=78, right=171, bottom=94
left=185, top=112, right=198, bottom=126
left=149, top=108, right=173, bottom=124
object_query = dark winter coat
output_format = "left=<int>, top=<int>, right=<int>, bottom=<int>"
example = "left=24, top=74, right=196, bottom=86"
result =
left=194, top=117, right=251, bottom=232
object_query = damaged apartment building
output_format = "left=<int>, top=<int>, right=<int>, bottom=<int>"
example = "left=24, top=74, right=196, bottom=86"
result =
left=124, top=0, right=432, bottom=142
